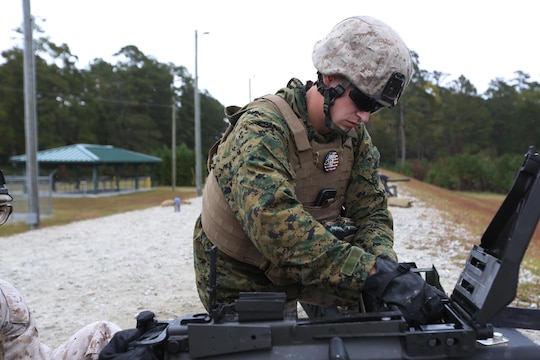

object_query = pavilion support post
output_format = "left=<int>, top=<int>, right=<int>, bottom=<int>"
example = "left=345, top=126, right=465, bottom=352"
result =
left=115, top=165, right=120, bottom=192
left=92, top=166, right=99, bottom=195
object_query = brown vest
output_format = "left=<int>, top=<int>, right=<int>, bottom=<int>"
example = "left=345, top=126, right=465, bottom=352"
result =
left=201, top=95, right=355, bottom=286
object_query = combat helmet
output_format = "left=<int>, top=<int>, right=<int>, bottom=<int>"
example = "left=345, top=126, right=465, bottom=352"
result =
left=312, top=16, right=413, bottom=122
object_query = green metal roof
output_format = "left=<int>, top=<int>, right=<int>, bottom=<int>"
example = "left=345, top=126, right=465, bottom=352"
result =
left=9, top=144, right=162, bottom=165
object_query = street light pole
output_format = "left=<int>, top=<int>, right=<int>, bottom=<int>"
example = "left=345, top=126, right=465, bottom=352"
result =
left=194, top=30, right=203, bottom=196
left=22, top=0, right=40, bottom=229
left=171, top=94, right=176, bottom=191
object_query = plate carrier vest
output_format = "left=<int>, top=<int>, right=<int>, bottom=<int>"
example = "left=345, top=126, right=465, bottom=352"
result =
left=201, top=95, right=355, bottom=286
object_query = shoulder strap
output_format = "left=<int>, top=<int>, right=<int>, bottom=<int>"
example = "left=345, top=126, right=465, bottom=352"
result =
left=260, top=95, right=313, bottom=168
left=261, top=94, right=311, bottom=152
left=209, top=95, right=312, bottom=171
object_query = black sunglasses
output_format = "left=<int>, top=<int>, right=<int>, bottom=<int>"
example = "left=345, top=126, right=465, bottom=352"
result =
left=348, top=72, right=406, bottom=113
left=349, top=88, right=384, bottom=114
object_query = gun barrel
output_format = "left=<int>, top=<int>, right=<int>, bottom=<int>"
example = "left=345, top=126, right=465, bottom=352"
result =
left=385, top=178, right=410, bottom=182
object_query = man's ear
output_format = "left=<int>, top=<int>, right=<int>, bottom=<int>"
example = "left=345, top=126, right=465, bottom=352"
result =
left=322, top=74, right=345, bottom=87
left=322, top=74, right=334, bottom=87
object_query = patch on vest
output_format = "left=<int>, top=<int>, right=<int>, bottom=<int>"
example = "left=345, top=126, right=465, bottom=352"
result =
left=323, top=151, right=339, bottom=172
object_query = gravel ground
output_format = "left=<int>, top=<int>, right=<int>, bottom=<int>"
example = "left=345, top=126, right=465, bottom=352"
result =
left=1, top=188, right=538, bottom=350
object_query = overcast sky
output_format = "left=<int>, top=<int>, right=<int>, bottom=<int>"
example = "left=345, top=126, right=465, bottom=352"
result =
left=1, top=0, right=538, bottom=106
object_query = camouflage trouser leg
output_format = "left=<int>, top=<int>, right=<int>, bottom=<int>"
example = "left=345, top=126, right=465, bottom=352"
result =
left=51, top=321, right=121, bottom=360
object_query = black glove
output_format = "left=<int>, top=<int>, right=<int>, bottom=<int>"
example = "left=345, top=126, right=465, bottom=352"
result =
left=324, top=217, right=358, bottom=241
left=364, top=254, right=447, bottom=325
left=99, top=328, right=156, bottom=360
left=99, top=311, right=166, bottom=360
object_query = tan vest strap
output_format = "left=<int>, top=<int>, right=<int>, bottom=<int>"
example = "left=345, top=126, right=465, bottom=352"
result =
left=201, top=170, right=269, bottom=270
left=261, top=95, right=311, bottom=152
left=261, top=95, right=314, bottom=170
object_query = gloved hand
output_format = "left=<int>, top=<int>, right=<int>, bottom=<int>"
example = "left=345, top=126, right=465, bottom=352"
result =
left=98, top=328, right=159, bottom=360
left=363, top=254, right=447, bottom=325
left=323, top=217, right=358, bottom=241
left=99, top=311, right=167, bottom=360
left=99, top=329, right=146, bottom=360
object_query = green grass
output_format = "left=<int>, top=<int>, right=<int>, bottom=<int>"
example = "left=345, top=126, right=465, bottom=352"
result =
left=458, top=191, right=506, bottom=200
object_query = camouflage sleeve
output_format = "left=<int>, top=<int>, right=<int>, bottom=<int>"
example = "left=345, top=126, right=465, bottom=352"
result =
left=216, top=102, right=378, bottom=300
left=344, top=124, right=397, bottom=262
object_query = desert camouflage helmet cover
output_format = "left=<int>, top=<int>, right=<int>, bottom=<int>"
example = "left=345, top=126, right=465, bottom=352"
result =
left=0, top=170, right=12, bottom=225
left=312, top=16, right=413, bottom=107
left=0, top=170, right=11, bottom=206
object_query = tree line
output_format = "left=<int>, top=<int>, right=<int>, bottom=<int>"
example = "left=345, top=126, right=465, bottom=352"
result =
left=1, top=28, right=538, bottom=192
left=0, top=27, right=228, bottom=187
left=369, top=51, right=539, bottom=193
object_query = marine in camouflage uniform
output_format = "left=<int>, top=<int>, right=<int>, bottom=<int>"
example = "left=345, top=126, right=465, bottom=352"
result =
left=193, top=77, right=395, bottom=310
left=193, top=17, right=447, bottom=321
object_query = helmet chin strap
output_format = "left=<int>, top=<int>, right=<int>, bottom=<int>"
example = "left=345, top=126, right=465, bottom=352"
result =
left=316, top=73, right=351, bottom=137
